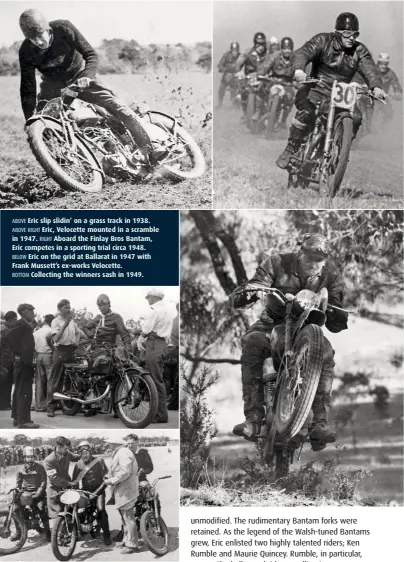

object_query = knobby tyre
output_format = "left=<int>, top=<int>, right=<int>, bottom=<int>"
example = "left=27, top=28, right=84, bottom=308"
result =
left=274, top=324, right=323, bottom=438
left=0, top=511, right=28, bottom=555
left=319, top=116, right=353, bottom=197
left=26, top=119, right=103, bottom=193
left=140, top=511, right=169, bottom=556
left=114, top=372, right=158, bottom=428
left=51, top=516, right=78, bottom=562
left=265, top=95, right=281, bottom=138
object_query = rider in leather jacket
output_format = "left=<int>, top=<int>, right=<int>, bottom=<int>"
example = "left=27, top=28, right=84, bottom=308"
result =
left=235, top=32, right=267, bottom=116
left=217, top=42, right=241, bottom=108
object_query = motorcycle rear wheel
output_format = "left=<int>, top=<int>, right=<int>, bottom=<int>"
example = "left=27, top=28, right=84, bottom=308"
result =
left=319, top=116, right=353, bottom=197
left=140, top=511, right=169, bottom=556
left=51, top=516, right=78, bottom=562
left=26, top=118, right=103, bottom=193
left=114, top=372, right=158, bottom=428
left=265, top=95, right=281, bottom=138
left=0, top=511, right=28, bottom=555
left=274, top=325, right=323, bottom=438
left=147, top=113, right=206, bottom=182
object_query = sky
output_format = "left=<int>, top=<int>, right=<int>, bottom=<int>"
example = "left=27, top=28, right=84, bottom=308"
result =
left=0, top=0, right=212, bottom=47
left=214, top=0, right=403, bottom=81
left=0, top=286, right=179, bottom=321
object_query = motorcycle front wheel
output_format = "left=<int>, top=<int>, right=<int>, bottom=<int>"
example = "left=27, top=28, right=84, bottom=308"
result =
left=0, top=511, right=28, bottom=555
left=140, top=511, right=169, bottom=556
left=274, top=324, right=323, bottom=438
left=26, top=118, right=103, bottom=193
left=319, top=116, right=353, bottom=197
left=114, top=372, right=158, bottom=428
left=51, top=516, right=78, bottom=562
left=265, top=95, right=281, bottom=138
left=246, top=92, right=258, bottom=134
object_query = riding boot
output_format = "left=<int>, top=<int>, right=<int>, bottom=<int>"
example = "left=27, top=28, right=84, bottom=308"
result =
left=233, top=375, right=265, bottom=442
left=276, top=124, right=305, bottom=169
left=99, top=510, right=112, bottom=545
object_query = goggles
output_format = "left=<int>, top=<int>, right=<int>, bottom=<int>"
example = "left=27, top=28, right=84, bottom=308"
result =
left=300, top=235, right=331, bottom=258
left=337, top=30, right=360, bottom=39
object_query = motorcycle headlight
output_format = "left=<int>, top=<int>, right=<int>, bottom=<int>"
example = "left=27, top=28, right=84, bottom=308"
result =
left=60, top=490, right=80, bottom=505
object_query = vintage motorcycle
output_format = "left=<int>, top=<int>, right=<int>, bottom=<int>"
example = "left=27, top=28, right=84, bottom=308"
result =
left=234, top=282, right=351, bottom=479
left=25, top=81, right=206, bottom=193
left=51, top=483, right=106, bottom=561
left=0, top=489, right=48, bottom=555
left=54, top=343, right=158, bottom=429
left=136, top=476, right=171, bottom=556
left=286, top=78, right=386, bottom=196
left=245, top=73, right=271, bottom=133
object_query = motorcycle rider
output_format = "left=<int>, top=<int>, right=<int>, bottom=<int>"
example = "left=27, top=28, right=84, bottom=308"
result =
left=235, top=32, right=267, bottom=116
left=231, top=234, right=348, bottom=451
left=18, top=9, right=152, bottom=163
left=217, top=42, right=241, bottom=108
left=276, top=12, right=387, bottom=169
left=268, top=36, right=280, bottom=55
left=15, top=446, right=51, bottom=542
left=84, top=294, right=132, bottom=353
left=257, top=37, right=296, bottom=129
left=72, top=441, right=112, bottom=546
left=376, top=52, right=402, bottom=122
left=44, top=436, right=80, bottom=518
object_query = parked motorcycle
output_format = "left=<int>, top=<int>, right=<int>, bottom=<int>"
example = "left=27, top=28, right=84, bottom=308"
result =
left=25, top=81, right=206, bottom=193
left=54, top=343, right=158, bottom=429
left=51, top=483, right=106, bottom=561
left=287, top=78, right=386, bottom=196
left=0, top=489, right=47, bottom=555
left=136, top=476, right=171, bottom=556
left=234, top=283, right=351, bottom=479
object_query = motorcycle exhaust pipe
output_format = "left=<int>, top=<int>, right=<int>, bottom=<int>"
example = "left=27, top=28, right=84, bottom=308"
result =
left=53, top=385, right=111, bottom=405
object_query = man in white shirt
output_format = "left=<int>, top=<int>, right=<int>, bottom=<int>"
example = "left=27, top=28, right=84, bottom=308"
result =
left=138, top=289, right=176, bottom=423
left=47, top=299, right=82, bottom=417
left=33, top=314, right=55, bottom=411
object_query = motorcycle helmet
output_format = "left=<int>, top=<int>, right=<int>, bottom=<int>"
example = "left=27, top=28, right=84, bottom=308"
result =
left=377, top=52, right=390, bottom=68
left=269, top=36, right=278, bottom=45
left=300, top=233, right=331, bottom=258
left=280, top=37, right=294, bottom=51
left=254, top=32, right=267, bottom=45
left=78, top=441, right=91, bottom=451
left=19, top=9, right=49, bottom=39
left=230, top=41, right=240, bottom=52
left=335, top=12, right=359, bottom=32
left=23, top=446, right=34, bottom=457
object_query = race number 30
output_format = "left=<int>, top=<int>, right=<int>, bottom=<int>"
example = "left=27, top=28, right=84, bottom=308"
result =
left=332, top=82, right=357, bottom=110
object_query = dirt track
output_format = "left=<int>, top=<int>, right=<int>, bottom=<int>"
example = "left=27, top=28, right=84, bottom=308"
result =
left=213, top=99, right=403, bottom=209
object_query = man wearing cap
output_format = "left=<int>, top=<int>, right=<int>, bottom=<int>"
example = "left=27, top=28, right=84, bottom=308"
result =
left=231, top=234, right=348, bottom=451
left=18, top=9, right=152, bottom=162
left=138, top=290, right=177, bottom=423
left=47, top=299, right=82, bottom=417
left=3, top=304, right=39, bottom=429
left=0, top=312, right=18, bottom=411
left=84, top=294, right=132, bottom=352
left=276, top=12, right=387, bottom=169
left=33, top=314, right=55, bottom=412
left=104, top=434, right=139, bottom=554
left=16, top=446, right=51, bottom=541
left=44, top=436, right=80, bottom=518
left=72, top=441, right=111, bottom=546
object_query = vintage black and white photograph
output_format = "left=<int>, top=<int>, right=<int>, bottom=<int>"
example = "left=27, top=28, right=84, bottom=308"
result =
left=0, top=429, right=179, bottom=560
left=180, top=210, right=403, bottom=507
left=213, top=1, right=403, bottom=209
left=0, top=1, right=212, bottom=210
left=0, top=286, right=179, bottom=430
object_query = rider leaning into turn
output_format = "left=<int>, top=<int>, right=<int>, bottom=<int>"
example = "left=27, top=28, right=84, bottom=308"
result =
left=217, top=42, right=241, bottom=108
left=72, top=441, right=112, bottom=546
left=231, top=234, right=348, bottom=452
left=18, top=10, right=152, bottom=159
left=235, top=32, right=268, bottom=116
left=16, top=446, right=51, bottom=542
left=257, top=37, right=296, bottom=129
left=276, top=12, right=387, bottom=169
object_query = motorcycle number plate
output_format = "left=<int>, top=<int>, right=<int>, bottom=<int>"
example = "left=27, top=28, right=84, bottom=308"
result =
left=331, top=82, right=357, bottom=110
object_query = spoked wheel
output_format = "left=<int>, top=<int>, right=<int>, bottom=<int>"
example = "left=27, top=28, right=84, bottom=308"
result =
left=51, top=516, right=78, bottom=562
left=0, top=511, right=28, bottom=555
left=319, top=116, right=353, bottom=197
left=114, top=371, right=158, bottom=428
left=145, top=112, right=206, bottom=182
left=26, top=118, right=103, bottom=193
left=274, top=325, right=323, bottom=438
left=140, top=511, right=169, bottom=556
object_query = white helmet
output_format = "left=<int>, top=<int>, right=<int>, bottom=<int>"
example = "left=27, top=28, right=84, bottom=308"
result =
left=23, top=446, right=34, bottom=457
left=269, top=36, right=278, bottom=45
left=378, top=52, right=390, bottom=64
left=78, top=441, right=91, bottom=451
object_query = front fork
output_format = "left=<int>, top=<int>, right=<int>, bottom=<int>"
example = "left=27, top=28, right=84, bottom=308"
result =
left=152, top=497, right=162, bottom=533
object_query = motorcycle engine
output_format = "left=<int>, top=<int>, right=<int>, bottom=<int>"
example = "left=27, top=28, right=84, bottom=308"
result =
left=80, top=522, right=93, bottom=533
